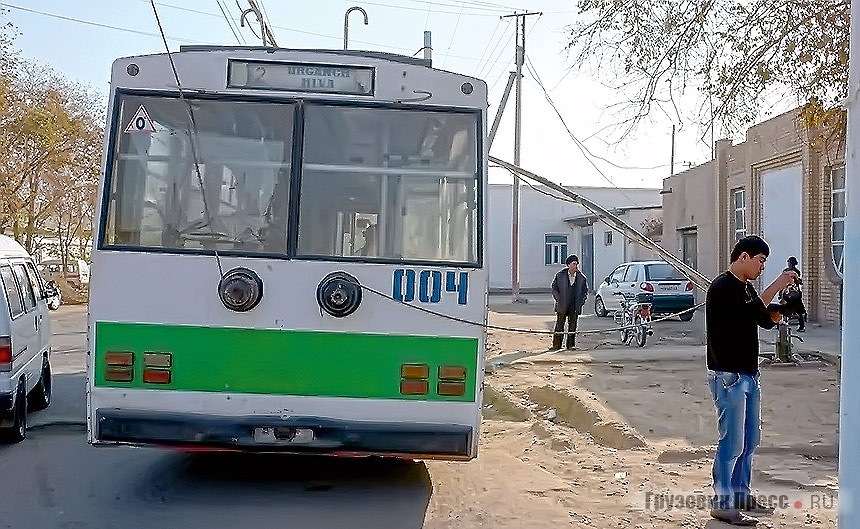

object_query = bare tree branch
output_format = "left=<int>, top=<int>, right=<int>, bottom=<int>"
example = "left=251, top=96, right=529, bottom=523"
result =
left=564, top=0, right=849, bottom=141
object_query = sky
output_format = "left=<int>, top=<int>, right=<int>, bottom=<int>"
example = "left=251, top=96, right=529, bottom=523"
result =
left=0, top=0, right=786, bottom=191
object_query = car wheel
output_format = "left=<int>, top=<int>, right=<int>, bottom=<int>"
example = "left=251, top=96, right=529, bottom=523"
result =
left=0, top=381, right=26, bottom=443
left=28, top=357, right=51, bottom=412
left=595, top=296, right=608, bottom=317
left=679, top=311, right=694, bottom=322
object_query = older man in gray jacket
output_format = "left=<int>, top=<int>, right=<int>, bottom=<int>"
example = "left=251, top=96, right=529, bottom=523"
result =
left=551, top=254, right=589, bottom=350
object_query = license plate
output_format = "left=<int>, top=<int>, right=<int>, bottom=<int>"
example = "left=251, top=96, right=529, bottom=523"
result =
left=661, top=285, right=679, bottom=291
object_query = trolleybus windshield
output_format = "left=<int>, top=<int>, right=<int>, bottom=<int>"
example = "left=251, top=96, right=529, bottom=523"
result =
left=102, top=93, right=481, bottom=265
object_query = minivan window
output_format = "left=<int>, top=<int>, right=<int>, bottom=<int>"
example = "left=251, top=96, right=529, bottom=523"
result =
left=609, top=266, right=626, bottom=283
left=13, top=264, right=36, bottom=312
left=645, top=263, right=686, bottom=281
left=24, top=263, right=43, bottom=299
left=0, top=266, right=24, bottom=319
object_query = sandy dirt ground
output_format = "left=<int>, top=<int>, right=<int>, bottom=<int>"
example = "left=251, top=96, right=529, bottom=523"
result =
left=423, top=297, right=839, bottom=528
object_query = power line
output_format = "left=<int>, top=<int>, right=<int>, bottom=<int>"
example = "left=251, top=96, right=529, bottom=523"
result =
left=8, top=0, right=510, bottom=67
left=423, top=0, right=432, bottom=30
left=493, top=164, right=655, bottom=243
left=254, top=0, right=278, bottom=46
left=523, top=58, right=646, bottom=204
left=482, top=14, right=537, bottom=91
left=461, top=0, right=528, bottom=10
left=0, top=2, right=201, bottom=44
left=215, top=0, right=242, bottom=44
left=147, top=0, right=225, bottom=278
left=141, top=0, right=511, bottom=66
left=475, top=18, right=512, bottom=79
left=351, top=0, right=506, bottom=17
left=472, top=17, right=501, bottom=77
left=525, top=57, right=669, bottom=175
left=526, top=13, right=542, bottom=35
left=404, top=0, right=525, bottom=14
left=219, top=1, right=247, bottom=44
left=441, top=1, right=466, bottom=68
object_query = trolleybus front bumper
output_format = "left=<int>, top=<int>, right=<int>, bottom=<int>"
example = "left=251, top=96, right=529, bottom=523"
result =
left=95, top=408, right=473, bottom=458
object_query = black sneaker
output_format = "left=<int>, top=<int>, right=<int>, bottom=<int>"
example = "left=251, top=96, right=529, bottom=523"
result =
left=739, top=496, right=775, bottom=516
left=710, top=508, right=759, bottom=525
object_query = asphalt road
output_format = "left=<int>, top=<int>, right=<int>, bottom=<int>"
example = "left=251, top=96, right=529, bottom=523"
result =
left=0, top=305, right=432, bottom=529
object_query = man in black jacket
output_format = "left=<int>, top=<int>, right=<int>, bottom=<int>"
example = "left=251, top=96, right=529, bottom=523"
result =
left=706, top=235, right=797, bottom=525
left=551, top=255, right=589, bottom=350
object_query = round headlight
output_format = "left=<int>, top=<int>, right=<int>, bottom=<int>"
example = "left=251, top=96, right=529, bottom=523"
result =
left=218, top=268, right=263, bottom=312
left=316, top=272, right=362, bottom=318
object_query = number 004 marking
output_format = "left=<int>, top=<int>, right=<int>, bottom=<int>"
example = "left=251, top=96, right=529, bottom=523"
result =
left=393, top=270, right=468, bottom=305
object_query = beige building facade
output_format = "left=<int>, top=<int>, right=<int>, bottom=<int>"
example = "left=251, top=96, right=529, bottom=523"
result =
left=662, top=109, right=845, bottom=325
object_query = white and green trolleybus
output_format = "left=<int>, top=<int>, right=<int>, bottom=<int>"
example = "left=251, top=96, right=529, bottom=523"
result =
left=87, top=45, right=488, bottom=459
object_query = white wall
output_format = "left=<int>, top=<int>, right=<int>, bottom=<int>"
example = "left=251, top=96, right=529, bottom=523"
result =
left=761, top=164, right=803, bottom=287
left=487, top=184, right=661, bottom=291
left=622, top=208, right=662, bottom=263
left=591, top=220, right=626, bottom=286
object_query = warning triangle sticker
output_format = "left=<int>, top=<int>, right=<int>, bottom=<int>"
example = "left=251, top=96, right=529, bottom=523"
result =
left=124, top=104, right=156, bottom=133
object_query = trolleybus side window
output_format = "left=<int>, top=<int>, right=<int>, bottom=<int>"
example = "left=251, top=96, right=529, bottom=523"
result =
left=102, top=95, right=295, bottom=255
left=297, top=104, right=480, bottom=264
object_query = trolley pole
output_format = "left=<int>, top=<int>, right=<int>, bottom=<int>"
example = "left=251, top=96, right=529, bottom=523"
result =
left=839, top=1, right=860, bottom=526
left=501, top=11, right=541, bottom=303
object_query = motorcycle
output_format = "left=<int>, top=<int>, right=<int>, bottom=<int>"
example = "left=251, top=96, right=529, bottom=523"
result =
left=45, top=280, right=61, bottom=310
left=613, top=291, right=654, bottom=347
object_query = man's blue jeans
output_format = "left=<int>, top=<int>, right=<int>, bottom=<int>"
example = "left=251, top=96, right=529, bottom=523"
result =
left=707, top=370, right=761, bottom=510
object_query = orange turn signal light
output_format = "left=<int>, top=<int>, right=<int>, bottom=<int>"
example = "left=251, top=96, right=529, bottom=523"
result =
left=401, top=363, right=429, bottom=380
left=400, top=379, right=429, bottom=395
left=438, top=365, right=466, bottom=381
left=143, top=368, right=171, bottom=384
left=437, top=381, right=466, bottom=396
left=105, top=366, right=133, bottom=382
left=105, top=351, right=134, bottom=366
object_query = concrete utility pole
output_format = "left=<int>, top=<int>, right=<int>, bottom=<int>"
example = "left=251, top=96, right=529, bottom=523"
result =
left=839, top=1, right=860, bottom=526
left=500, top=11, right=541, bottom=303
left=670, top=124, right=675, bottom=176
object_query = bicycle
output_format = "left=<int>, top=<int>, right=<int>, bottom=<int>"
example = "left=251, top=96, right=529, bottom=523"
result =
left=613, top=291, right=654, bottom=348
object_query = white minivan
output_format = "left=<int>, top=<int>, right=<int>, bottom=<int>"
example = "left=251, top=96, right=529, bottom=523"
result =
left=0, top=235, right=59, bottom=442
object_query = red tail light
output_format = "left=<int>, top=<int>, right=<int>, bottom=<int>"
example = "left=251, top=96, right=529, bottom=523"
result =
left=640, top=282, right=654, bottom=292
left=0, top=336, right=10, bottom=372
left=686, top=281, right=694, bottom=291
left=143, top=368, right=171, bottom=384
left=641, top=307, right=651, bottom=317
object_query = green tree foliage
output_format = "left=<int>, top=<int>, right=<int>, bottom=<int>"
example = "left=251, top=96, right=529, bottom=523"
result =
left=0, top=11, right=103, bottom=269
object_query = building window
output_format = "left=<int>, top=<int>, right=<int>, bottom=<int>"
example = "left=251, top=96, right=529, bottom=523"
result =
left=545, top=234, right=568, bottom=266
left=681, top=231, right=698, bottom=270
left=832, top=166, right=846, bottom=277
left=732, top=188, right=746, bottom=241
left=604, top=231, right=613, bottom=246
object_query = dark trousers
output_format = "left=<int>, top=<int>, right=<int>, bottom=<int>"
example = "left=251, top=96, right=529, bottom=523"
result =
left=783, top=296, right=807, bottom=329
left=553, top=311, right=579, bottom=349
